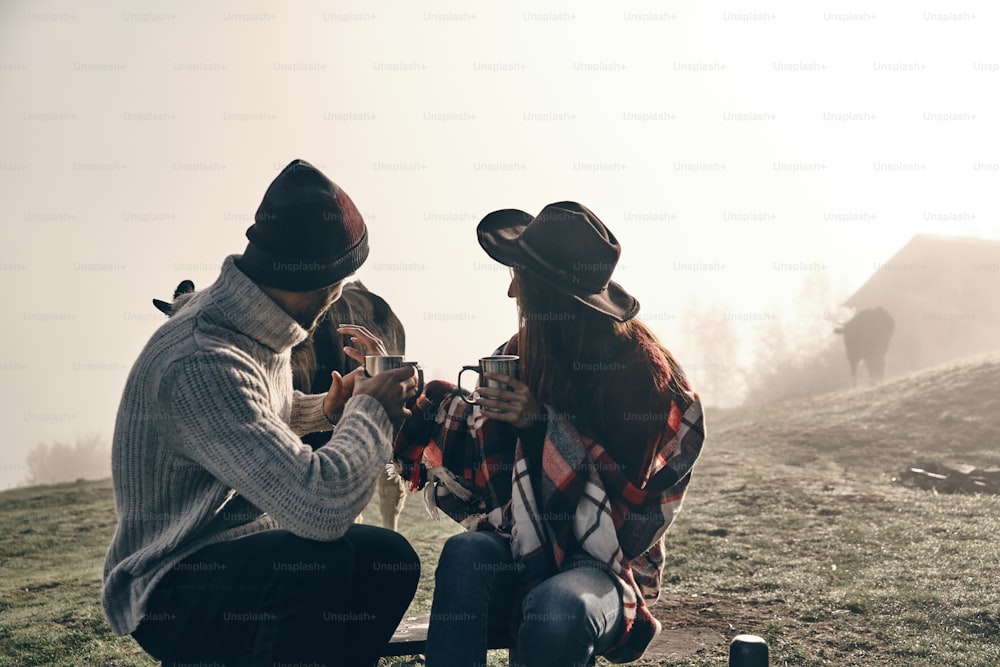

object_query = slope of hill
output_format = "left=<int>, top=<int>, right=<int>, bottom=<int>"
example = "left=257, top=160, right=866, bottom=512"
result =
left=1, top=353, right=998, bottom=666
left=712, top=351, right=1000, bottom=474
left=657, top=352, right=1000, bottom=666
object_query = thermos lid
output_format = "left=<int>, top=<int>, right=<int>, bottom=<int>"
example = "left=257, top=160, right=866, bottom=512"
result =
left=729, top=634, right=769, bottom=667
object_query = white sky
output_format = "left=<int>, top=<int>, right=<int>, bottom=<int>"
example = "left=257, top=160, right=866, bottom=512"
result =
left=1, top=0, right=998, bottom=488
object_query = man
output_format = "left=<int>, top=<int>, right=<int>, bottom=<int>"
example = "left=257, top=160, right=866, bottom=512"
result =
left=102, top=160, right=420, bottom=666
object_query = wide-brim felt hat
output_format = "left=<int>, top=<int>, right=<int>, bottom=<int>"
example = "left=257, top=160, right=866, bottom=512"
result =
left=477, top=201, right=639, bottom=322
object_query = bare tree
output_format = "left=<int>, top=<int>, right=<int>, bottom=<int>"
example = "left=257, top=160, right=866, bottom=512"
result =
left=678, top=299, right=745, bottom=407
left=744, top=270, right=853, bottom=405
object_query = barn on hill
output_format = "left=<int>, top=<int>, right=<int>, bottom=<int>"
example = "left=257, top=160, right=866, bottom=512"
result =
left=844, top=234, right=1000, bottom=377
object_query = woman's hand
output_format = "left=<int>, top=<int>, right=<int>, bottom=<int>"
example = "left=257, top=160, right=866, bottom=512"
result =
left=476, top=373, right=542, bottom=430
left=337, top=324, right=389, bottom=366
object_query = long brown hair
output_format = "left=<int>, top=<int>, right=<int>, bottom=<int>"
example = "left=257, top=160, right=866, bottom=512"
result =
left=513, top=270, right=685, bottom=444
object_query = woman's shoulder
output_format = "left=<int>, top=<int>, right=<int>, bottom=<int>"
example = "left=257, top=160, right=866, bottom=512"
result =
left=616, top=326, right=693, bottom=404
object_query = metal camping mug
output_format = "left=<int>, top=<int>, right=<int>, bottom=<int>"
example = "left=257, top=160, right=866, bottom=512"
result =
left=457, top=355, right=520, bottom=406
left=364, top=355, right=405, bottom=377
left=364, top=355, right=424, bottom=401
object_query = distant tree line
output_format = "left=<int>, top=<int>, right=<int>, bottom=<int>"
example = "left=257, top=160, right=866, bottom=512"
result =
left=25, top=435, right=111, bottom=486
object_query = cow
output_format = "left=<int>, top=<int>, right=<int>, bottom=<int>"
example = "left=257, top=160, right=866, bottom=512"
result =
left=153, top=279, right=409, bottom=531
left=834, top=306, right=895, bottom=386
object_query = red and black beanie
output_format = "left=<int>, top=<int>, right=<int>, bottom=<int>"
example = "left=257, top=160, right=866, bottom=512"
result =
left=236, top=159, right=369, bottom=292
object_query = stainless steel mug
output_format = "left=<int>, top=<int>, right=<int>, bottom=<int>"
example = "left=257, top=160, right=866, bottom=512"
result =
left=364, top=355, right=424, bottom=403
left=457, top=355, right=520, bottom=406
left=364, top=355, right=405, bottom=376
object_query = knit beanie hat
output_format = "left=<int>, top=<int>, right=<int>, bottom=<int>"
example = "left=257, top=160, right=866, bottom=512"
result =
left=236, top=159, right=369, bottom=292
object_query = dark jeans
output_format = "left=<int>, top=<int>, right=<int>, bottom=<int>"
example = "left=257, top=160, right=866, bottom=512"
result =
left=425, top=531, right=623, bottom=667
left=132, top=525, right=420, bottom=667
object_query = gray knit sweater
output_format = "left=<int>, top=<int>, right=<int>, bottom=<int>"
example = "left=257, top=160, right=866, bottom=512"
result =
left=102, top=255, right=393, bottom=636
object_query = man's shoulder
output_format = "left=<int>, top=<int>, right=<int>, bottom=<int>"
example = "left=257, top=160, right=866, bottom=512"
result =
left=139, top=310, right=259, bottom=381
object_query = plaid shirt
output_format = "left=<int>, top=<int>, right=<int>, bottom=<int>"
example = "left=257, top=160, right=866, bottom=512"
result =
left=394, top=334, right=705, bottom=662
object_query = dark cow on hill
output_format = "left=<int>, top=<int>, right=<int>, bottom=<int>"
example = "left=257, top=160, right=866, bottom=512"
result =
left=153, top=279, right=409, bottom=531
left=834, top=306, right=895, bottom=386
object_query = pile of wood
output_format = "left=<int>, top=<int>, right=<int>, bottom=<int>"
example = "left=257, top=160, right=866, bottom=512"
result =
left=896, top=461, right=1000, bottom=495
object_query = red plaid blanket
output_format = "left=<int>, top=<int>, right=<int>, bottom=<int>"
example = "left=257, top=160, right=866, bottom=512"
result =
left=393, top=337, right=704, bottom=662
left=393, top=378, right=518, bottom=521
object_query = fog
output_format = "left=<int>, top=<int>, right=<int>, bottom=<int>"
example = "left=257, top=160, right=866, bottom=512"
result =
left=1, top=0, right=998, bottom=488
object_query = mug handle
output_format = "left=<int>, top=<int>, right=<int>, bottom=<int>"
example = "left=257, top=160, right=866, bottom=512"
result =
left=403, top=362, right=424, bottom=408
left=457, top=365, right=480, bottom=404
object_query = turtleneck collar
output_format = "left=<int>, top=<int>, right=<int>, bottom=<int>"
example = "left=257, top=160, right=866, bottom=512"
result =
left=203, top=255, right=310, bottom=354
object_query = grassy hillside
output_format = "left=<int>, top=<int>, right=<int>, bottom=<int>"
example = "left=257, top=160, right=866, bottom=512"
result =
left=653, top=352, right=1000, bottom=666
left=0, top=477, right=464, bottom=667
left=1, top=354, right=999, bottom=666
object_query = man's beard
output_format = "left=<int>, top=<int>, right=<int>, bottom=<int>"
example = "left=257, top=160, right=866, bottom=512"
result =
left=293, top=288, right=339, bottom=332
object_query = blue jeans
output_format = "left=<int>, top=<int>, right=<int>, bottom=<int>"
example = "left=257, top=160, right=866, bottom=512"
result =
left=425, top=531, right=623, bottom=667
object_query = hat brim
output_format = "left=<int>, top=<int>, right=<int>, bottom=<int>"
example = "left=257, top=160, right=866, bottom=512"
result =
left=477, top=208, right=640, bottom=322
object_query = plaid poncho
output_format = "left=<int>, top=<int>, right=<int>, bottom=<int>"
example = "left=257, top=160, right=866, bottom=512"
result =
left=394, top=334, right=704, bottom=662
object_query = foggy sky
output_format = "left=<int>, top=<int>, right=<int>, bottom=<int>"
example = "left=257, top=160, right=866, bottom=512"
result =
left=1, top=0, right=998, bottom=488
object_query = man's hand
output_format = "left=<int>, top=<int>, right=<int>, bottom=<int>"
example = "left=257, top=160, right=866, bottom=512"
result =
left=322, top=368, right=362, bottom=424
left=353, top=365, right=419, bottom=424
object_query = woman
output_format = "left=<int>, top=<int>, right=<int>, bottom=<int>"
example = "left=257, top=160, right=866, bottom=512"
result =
left=397, top=202, right=704, bottom=666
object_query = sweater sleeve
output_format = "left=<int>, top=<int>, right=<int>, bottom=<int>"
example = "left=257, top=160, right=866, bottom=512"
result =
left=289, top=390, right=333, bottom=436
left=162, top=350, right=393, bottom=541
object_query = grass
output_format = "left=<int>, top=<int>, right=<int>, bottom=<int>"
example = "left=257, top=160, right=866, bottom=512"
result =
left=2, top=354, right=999, bottom=666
